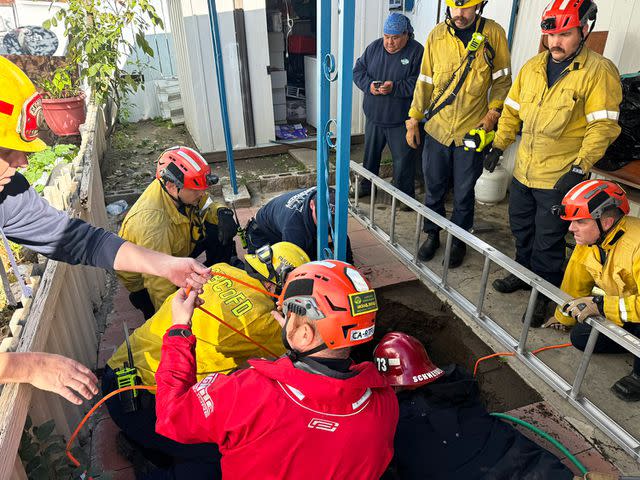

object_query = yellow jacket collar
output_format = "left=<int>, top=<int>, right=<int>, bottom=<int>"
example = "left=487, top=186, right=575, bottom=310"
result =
left=153, top=179, right=191, bottom=225
left=600, top=217, right=627, bottom=250
left=534, top=46, right=591, bottom=75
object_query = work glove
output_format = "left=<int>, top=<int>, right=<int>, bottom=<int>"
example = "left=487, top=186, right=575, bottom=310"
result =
left=478, top=108, right=501, bottom=132
left=483, top=147, right=503, bottom=173
left=216, top=208, right=238, bottom=245
left=405, top=118, right=421, bottom=149
left=554, top=165, right=586, bottom=195
left=562, top=296, right=605, bottom=323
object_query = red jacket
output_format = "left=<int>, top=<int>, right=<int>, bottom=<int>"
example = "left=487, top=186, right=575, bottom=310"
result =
left=156, top=325, right=399, bottom=479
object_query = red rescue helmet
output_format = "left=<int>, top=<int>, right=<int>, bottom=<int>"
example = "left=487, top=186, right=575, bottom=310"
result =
left=553, top=179, right=629, bottom=221
left=541, top=0, right=597, bottom=35
left=373, top=332, right=444, bottom=388
left=280, top=260, right=378, bottom=349
left=156, top=146, right=218, bottom=191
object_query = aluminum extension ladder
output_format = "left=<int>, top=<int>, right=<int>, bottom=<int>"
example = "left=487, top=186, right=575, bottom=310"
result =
left=349, top=160, right=640, bottom=462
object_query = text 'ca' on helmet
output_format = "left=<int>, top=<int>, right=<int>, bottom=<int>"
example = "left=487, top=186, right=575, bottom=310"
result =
left=541, top=0, right=597, bottom=35
left=156, top=146, right=218, bottom=190
left=280, top=260, right=378, bottom=349
left=373, top=332, right=444, bottom=388
left=552, top=179, right=629, bottom=221
left=244, top=242, right=311, bottom=287
left=0, top=56, right=47, bottom=153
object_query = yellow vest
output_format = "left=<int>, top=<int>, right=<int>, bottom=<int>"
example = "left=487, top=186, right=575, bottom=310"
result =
left=116, top=179, right=224, bottom=310
left=494, top=48, right=622, bottom=189
left=555, top=217, right=640, bottom=327
left=409, top=18, right=512, bottom=147
left=108, top=263, right=285, bottom=386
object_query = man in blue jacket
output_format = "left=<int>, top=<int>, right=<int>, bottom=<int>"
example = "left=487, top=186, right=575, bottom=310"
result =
left=0, top=56, right=210, bottom=405
left=353, top=13, right=424, bottom=199
left=246, top=187, right=353, bottom=263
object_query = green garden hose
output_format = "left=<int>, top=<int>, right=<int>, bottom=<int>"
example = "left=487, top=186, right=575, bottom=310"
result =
left=490, top=412, right=588, bottom=475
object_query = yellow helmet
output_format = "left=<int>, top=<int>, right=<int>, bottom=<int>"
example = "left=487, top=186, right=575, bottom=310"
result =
left=445, top=0, right=485, bottom=7
left=244, top=242, right=311, bottom=287
left=0, top=56, right=47, bottom=153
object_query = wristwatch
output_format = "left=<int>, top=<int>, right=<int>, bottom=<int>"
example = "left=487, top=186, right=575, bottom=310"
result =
left=168, top=328, right=193, bottom=338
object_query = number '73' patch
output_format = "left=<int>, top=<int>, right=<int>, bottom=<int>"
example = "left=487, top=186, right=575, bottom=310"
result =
left=348, top=290, right=378, bottom=317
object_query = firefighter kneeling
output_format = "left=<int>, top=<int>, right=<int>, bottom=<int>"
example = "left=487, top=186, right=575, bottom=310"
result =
left=103, top=242, right=309, bottom=479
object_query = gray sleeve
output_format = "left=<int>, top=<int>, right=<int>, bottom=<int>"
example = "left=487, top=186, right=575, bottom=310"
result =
left=0, top=175, right=125, bottom=270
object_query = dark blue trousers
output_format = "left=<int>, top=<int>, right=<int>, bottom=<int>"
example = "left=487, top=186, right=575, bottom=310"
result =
left=571, top=322, right=640, bottom=375
left=102, top=366, right=221, bottom=479
left=361, top=121, right=419, bottom=197
left=422, top=134, right=483, bottom=234
left=508, top=179, right=568, bottom=287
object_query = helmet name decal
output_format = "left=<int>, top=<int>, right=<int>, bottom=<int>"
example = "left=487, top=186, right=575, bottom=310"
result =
left=349, top=325, right=375, bottom=342
left=412, top=368, right=445, bottom=383
left=348, top=290, right=378, bottom=317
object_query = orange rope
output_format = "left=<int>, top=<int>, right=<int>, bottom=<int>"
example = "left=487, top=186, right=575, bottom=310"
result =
left=531, top=343, right=572, bottom=355
left=473, top=343, right=573, bottom=377
left=197, top=305, right=279, bottom=357
left=186, top=269, right=279, bottom=300
left=66, top=385, right=157, bottom=470
left=473, top=352, right=514, bottom=377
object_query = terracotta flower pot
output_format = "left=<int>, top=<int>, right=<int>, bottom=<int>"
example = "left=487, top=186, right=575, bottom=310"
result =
left=42, top=94, right=86, bottom=136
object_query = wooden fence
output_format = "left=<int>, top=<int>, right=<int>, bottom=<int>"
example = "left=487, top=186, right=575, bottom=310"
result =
left=0, top=102, right=111, bottom=479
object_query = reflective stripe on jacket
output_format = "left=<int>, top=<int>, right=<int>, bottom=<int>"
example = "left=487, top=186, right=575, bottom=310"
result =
left=494, top=48, right=622, bottom=189
left=555, top=217, right=640, bottom=327
left=108, top=263, right=285, bottom=385
left=116, top=179, right=224, bottom=310
left=408, top=18, right=511, bottom=147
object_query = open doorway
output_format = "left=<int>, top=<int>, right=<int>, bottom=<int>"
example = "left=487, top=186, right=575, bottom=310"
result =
left=266, top=0, right=317, bottom=142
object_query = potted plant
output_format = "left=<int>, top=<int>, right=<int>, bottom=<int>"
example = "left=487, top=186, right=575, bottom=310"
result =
left=39, top=66, right=86, bottom=136
left=43, top=0, right=162, bottom=117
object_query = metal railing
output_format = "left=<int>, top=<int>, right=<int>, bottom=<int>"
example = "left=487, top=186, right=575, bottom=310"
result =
left=350, top=161, right=640, bottom=461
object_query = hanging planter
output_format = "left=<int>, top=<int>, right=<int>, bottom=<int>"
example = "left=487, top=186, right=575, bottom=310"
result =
left=42, top=93, right=86, bottom=136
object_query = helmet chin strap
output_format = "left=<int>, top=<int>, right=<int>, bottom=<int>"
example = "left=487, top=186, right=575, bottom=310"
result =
left=159, top=179, right=188, bottom=212
left=551, top=19, right=596, bottom=65
left=592, top=215, right=622, bottom=247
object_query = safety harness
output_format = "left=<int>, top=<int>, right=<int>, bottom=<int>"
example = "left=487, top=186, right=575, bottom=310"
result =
left=425, top=15, right=495, bottom=121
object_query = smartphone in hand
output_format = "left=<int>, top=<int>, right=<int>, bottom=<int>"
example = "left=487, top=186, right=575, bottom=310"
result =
left=372, top=81, right=383, bottom=89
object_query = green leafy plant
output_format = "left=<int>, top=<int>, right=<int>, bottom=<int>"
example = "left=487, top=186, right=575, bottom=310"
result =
left=19, top=416, right=84, bottom=479
left=39, top=67, right=82, bottom=100
left=21, top=144, right=78, bottom=193
left=44, top=0, right=163, bottom=105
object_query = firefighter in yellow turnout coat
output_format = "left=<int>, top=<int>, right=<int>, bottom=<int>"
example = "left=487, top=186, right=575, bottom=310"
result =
left=545, top=180, right=640, bottom=402
left=117, top=146, right=239, bottom=318
left=406, top=0, right=511, bottom=269
left=487, top=0, right=622, bottom=328
left=104, top=242, right=310, bottom=477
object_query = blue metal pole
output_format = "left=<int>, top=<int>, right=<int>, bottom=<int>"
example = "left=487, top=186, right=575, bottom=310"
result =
left=206, top=0, right=239, bottom=194
left=333, top=0, right=355, bottom=261
left=316, top=0, right=332, bottom=259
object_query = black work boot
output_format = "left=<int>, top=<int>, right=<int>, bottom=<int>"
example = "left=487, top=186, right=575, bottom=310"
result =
left=521, top=296, right=551, bottom=328
left=493, top=273, right=532, bottom=294
left=611, top=372, right=640, bottom=402
left=448, top=241, right=467, bottom=269
left=418, top=233, right=440, bottom=261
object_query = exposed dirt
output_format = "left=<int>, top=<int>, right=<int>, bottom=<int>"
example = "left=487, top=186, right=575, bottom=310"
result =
left=102, top=119, right=305, bottom=195
left=352, top=281, right=542, bottom=413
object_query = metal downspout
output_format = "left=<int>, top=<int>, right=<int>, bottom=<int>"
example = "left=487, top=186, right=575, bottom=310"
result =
left=233, top=0, right=256, bottom=147
left=206, top=0, right=239, bottom=194
left=507, top=0, right=520, bottom=49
